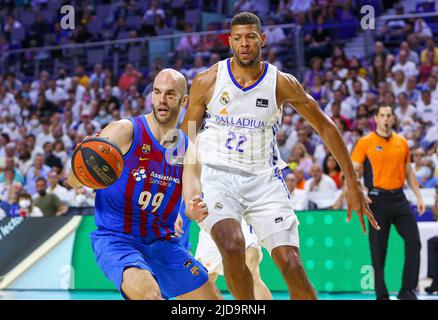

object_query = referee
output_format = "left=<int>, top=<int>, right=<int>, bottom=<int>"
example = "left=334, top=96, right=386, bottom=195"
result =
left=351, top=105, right=425, bottom=300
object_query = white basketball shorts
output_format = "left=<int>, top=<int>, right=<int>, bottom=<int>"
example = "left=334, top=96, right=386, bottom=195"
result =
left=199, top=164, right=300, bottom=251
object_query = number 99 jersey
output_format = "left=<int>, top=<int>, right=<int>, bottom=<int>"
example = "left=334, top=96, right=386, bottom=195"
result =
left=94, top=116, right=188, bottom=243
left=197, top=58, right=285, bottom=175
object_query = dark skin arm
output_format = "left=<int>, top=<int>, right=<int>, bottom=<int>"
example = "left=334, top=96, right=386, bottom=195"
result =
left=276, top=71, right=380, bottom=233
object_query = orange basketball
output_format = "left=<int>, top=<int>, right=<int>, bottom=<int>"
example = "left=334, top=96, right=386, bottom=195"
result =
left=71, top=137, right=124, bottom=189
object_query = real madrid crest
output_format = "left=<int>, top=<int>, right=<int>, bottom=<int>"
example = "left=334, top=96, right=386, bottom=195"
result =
left=220, top=91, right=230, bottom=105
left=142, top=144, right=151, bottom=154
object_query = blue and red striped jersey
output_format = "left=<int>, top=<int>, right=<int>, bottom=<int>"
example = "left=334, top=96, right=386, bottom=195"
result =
left=95, top=115, right=188, bottom=242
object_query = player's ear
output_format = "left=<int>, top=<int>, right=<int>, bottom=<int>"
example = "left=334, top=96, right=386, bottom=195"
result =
left=261, top=32, right=267, bottom=47
left=181, top=94, right=189, bottom=109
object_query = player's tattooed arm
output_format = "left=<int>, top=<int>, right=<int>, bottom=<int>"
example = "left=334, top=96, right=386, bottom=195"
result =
left=181, top=65, right=217, bottom=142
left=182, top=141, right=208, bottom=222
left=67, top=120, right=133, bottom=188
left=276, top=71, right=380, bottom=233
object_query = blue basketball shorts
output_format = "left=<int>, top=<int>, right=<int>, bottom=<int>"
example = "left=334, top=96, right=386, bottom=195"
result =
left=90, top=228, right=208, bottom=299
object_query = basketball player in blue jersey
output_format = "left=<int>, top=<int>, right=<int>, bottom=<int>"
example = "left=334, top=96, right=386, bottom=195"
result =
left=68, top=69, right=221, bottom=300
left=181, top=12, right=380, bottom=300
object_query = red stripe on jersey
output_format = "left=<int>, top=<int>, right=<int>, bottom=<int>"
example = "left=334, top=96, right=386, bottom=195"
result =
left=161, top=166, right=183, bottom=226
left=139, top=160, right=153, bottom=237
left=152, top=161, right=169, bottom=238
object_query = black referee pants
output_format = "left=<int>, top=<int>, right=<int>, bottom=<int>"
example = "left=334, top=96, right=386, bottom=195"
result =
left=428, top=237, right=438, bottom=279
left=368, top=191, right=421, bottom=299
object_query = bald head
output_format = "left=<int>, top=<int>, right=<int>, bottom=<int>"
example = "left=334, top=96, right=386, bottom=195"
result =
left=154, top=68, right=187, bottom=97
left=151, top=68, right=188, bottom=125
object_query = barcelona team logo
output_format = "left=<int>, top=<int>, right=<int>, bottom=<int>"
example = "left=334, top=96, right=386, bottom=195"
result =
left=190, top=266, right=200, bottom=276
left=220, top=91, right=230, bottom=105
left=142, top=144, right=151, bottom=154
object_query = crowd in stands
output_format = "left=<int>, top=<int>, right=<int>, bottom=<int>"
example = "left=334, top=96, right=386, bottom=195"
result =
left=1, top=0, right=438, bottom=218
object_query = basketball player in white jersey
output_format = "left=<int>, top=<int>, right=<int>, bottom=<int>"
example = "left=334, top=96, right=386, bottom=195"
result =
left=181, top=12, right=380, bottom=300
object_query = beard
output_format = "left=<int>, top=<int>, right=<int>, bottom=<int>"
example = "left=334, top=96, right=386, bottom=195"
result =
left=235, top=55, right=260, bottom=67
left=152, top=103, right=179, bottom=125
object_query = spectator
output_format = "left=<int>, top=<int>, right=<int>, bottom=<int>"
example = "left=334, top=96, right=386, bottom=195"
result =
left=412, top=147, right=426, bottom=175
left=325, top=90, right=353, bottom=120
left=89, top=64, right=106, bottom=89
left=304, top=164, right=338, bottom=210
left=186, top=56, right=208, bottom=85
left=52, top=124, right=73, bottom=151
left=25, top=153, right=51, bottom=196
left=32, top=177, right=68, bottom=217
left=47, top=170, right=71, bottom=205
left=69, top=186, right=95, bottom=207
left=344, top=80, right=366, bottom=116
left=45, top=78, right=67, bottom=105
left=287, top=143, right=314, bottom=177
left=36, top=93, right=58, bottom=119
left=406, top=75, right=421, bottom=104
left=322, top=154, right=342, bottom=188
left=118, top=63, right=141, bottom=92
left=74, top=65, right=90, bottom=89
left=142, top=0, right=165, bottom=25
left=12, top=191, right=43, bottom=218
left=394, top=92, right=417, bottom=125
left=56, top=68, right=72, bottom=92
left=76, top=110, right=101, bottom=137
left=426, top=76, right=438, bottom=100
left=53, top=141, right=68, bottom=165
left=304, top=15, right=331, bottom=60
left=370, top=55, right=387, bottom=89
left=391, top=50, right=419, bottom=78
left=370, top=41, right=392, bottom=68
left=264, top=17, right=286, bottom=46
left=421, top=37, right=438, bottom=65
left=177, top=24, right=201, bottom=55
left=303, top=57, right=324, bottom=88
left=36, top=121, right=55, bottom=148
left=390, top=70, right=407, bottom=97
left=419, top=51, right=437, bottom=84
left=0, top=157, right=24, bottom=184
left=416, top=158, right=438, bottom=188
left=413, top=17, right=432, bottom=43
left=379, top=4, right=409, bottom=42
left=284, top=173, right=308, bottom=211
left=398, top=41, right=419, bottom=65
left=416, top=87, right=438, bottom=125
left=43, top=142, right=63, bottom=171
left=293, top=167, right=306, bottom=190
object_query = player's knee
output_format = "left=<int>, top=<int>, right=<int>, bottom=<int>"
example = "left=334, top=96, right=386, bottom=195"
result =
left=275, top=247, right=303, bottom=274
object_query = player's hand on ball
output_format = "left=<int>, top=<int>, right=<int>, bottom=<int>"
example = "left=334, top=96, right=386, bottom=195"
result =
left=346, top=183, right=380, bottom=234
left=189, top=195, right=208, bottom=223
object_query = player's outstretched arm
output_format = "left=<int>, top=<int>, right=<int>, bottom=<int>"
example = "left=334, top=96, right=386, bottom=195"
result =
left=182, top=141, right=208, bottom=222
left=276, top=72, right=380, bottom=233
left=67, top=119, right=133, bottom=189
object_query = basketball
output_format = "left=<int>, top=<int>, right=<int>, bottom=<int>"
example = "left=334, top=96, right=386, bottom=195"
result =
left=71, top=137, right=124, bottom=189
